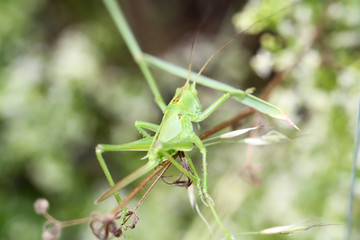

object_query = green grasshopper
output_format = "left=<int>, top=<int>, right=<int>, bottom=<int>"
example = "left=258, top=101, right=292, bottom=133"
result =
left=95, top=78, right=231, bottom=202
left=95, top=3, right=298, bottom=239
left=94, top=37, right=240, bottom=238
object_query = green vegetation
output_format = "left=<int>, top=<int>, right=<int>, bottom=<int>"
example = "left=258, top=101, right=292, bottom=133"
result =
left=0, top=0, right=359, bottom=239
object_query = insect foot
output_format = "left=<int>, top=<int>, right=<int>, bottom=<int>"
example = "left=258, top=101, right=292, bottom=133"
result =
left=197, top=182, right=214, bottom=207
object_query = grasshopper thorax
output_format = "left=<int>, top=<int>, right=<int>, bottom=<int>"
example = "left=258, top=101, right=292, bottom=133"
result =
left=166, top=83, right=202, bottom=117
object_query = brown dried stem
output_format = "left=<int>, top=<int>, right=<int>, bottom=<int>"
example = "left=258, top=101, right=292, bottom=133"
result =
left=119, top=162, right=172, bottom=225
left=110, top=160, right=171, bottom=216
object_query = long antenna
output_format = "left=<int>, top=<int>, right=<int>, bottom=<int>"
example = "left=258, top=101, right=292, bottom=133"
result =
left=185, top=33, right=199, bottom=86
left=192, top=2, right=298, bottom=85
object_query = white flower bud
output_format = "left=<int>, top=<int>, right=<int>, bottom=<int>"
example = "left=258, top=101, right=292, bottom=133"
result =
left=34, top=198, right=49, bottom=214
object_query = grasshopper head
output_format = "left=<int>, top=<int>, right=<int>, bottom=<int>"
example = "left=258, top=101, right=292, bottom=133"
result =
left=169, top=83, right=201, bottom=116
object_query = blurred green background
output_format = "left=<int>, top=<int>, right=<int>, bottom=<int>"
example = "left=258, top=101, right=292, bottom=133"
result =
left=0, top=0, right=359, bottom=239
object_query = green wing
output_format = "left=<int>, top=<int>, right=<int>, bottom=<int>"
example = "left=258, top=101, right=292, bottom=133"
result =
left=157, top=112, right=181, bottom=142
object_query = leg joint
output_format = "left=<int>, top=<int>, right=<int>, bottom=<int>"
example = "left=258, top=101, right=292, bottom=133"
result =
left=95, top=144, right=103, bottom=153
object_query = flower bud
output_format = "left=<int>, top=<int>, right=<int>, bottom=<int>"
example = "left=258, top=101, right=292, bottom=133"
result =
left=34, top=198, right=49, bottom=214
left=42, top=222, right=61, bottom=240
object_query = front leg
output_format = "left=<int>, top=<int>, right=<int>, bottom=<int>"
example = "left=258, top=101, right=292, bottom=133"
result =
left=134, top=121, right=159, bottom=137
left=193, top=93, right=230, bottom=122
left=190, top=134, right=233, bottom=239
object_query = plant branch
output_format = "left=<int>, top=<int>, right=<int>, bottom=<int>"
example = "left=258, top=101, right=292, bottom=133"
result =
left=110, top=160, right=171, bottom=216
left=102, top=0, right=166, bottom=111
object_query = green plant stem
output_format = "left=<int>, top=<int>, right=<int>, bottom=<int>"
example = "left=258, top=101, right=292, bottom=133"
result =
left=345, top=98, right=360, bottom=240
left=102, top=0, right=166, bottom=111
left=206, top=198, right=232, bottom=240
left=144, top=54, right=241, bottom=93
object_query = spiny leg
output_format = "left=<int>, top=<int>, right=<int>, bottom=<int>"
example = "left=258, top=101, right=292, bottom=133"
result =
left=157, top=150, right=197, bottom=184
left=187, top=91, right=232, bottom=199
left=162, top=152, right=193, bottom=187
left=95, top=137, right=153, bottom=204
left=189, top=136, right=232, bottom=239
left=154, top=140, right=198, bottom=183
left=189, top=134, right=212, bottom=203
left=159, top=138, right=211, bottom=203
left=183, top=152, right=200, bottom=180
left=159, top=136, right=211, bottom=202
left=191, top=92, right=231, bottom=200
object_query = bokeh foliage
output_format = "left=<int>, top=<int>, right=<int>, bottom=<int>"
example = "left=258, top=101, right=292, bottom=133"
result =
left=0, top=0, right=359, bottom=239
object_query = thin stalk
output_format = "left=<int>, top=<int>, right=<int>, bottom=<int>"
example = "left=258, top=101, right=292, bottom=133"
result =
left=206, top=198, right=232, bottom=240
left=61, top=217, right=93, bottom=227
left=131, top=162, right=172, bottom=213
left=110, top=161, right=171, bottom=216
left=42, top=211, right=92, bottom=227
left=102, top=0, right=166, bottom=111
left=114, top=162, right=172, bottom=226
left=344, top=98, right=360, bottom=240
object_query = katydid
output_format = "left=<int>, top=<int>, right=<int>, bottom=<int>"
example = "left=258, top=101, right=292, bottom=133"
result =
left=94, top=3, right=298, bottom=240
left=33, top=2, right=302, bottom=239
left=95, top=73, right=233, bottom=202
left=94, top=35, right=241, bottom=238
